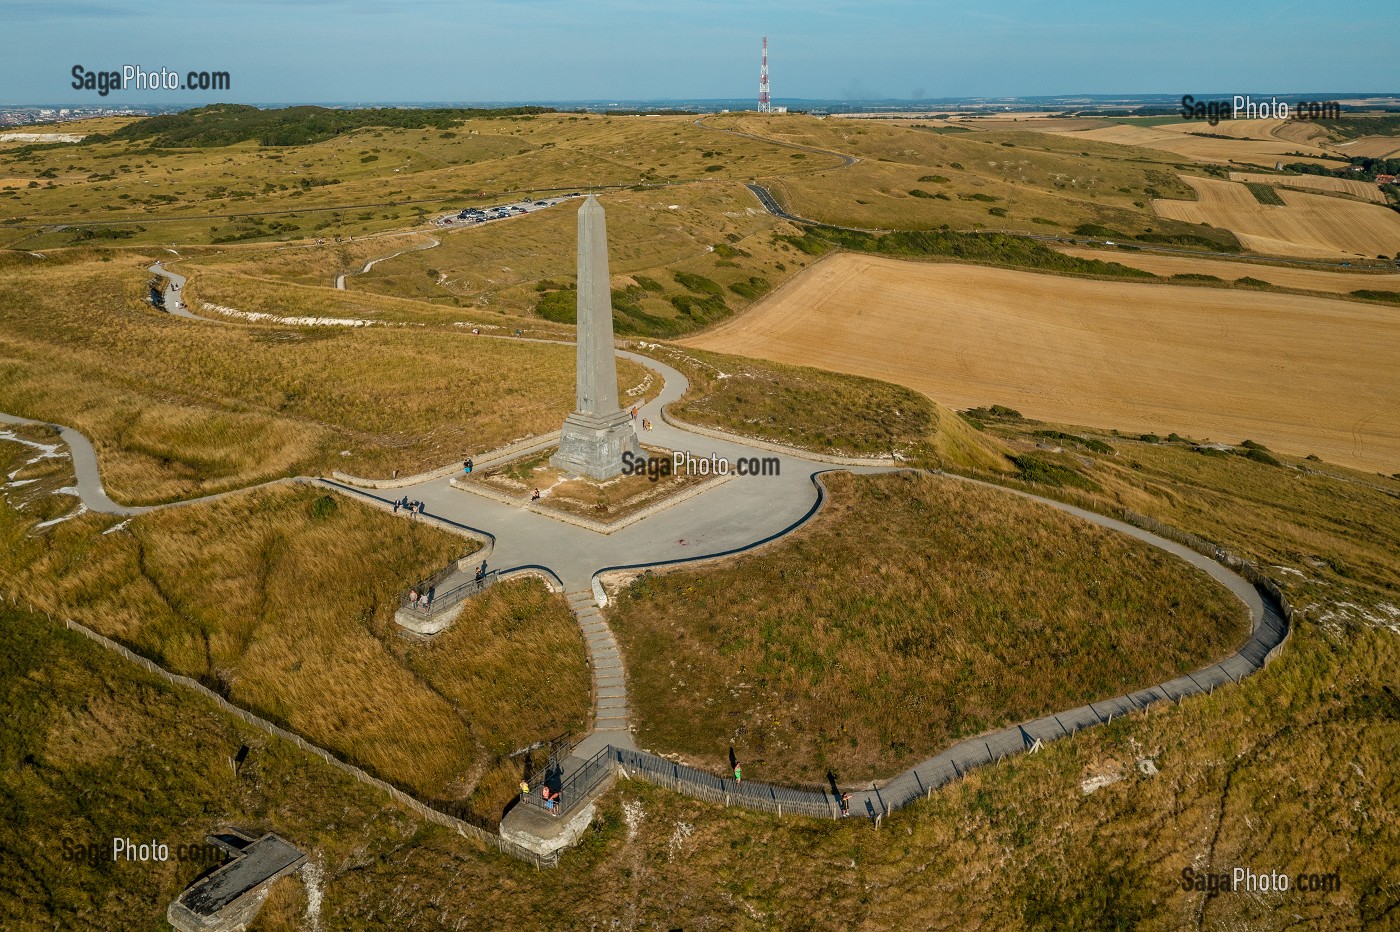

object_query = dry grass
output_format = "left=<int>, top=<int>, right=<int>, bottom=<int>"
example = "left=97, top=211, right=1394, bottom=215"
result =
left=1055, top=245, right=1400, bottom=293
left=0, top=112, right=823, bottom=248
left=0, top=249, right=646, bottom=502
left=4, top=417, right=1397, bottom=930
left=608, top=471, right=1249, bottom=785
left=713, top=113, right=1204, bottom=236
left=0, top=460, right=588, bottom=815
left=1154, top=176, right=1400, bottom=258
left=650, top=342, right=1011, bottom=472
left=974, top=418, right=1400, bottom=597
left=688, top=252, right=1400, bottom=473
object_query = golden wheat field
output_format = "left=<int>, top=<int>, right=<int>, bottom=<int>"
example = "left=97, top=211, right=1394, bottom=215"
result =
left=1154, top=117, right=1291, bottom=141
left=1336, top=136, right=1400, bottom=158
left=1048, top=123, right=1336, bottom=165
left=1154, top=176, right=1400, bottom=258
left=687, top=253, right=1400, bottom=472
left=1228, top=171, right=1386, bottom=203
left=1054, top=246, right=1400, bottom=293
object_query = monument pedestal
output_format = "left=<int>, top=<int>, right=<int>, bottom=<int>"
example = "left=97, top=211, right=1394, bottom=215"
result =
left=551, top=410, right=642, bottom=480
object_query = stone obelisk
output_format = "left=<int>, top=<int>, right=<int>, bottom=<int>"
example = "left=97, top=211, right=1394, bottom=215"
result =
left=550, top=195, right=643, bottom=480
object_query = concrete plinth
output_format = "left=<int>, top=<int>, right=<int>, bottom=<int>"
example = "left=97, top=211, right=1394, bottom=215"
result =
left=551, top=410, right=643, bottom=480
left=500, top=801, right=599, bottom=858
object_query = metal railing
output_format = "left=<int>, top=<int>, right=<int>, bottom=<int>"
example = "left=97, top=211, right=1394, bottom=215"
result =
left=611, top=748, right=836, bottom=819
left=398, top=569, right=500, bottom=621
left=520, top=746, right=614, bottom=819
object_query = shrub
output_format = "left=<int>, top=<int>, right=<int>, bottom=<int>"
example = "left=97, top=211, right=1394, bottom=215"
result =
left=918, top=174, right=950, bottom=183
left=673, top=271, right=723, bottom=296
left=1011, top=453, right=1100, bottom=491
left=728, top=276, right=770, bottom=300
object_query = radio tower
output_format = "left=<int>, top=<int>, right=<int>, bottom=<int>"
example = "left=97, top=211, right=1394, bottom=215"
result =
left=758, top=36, right=771, bottom=113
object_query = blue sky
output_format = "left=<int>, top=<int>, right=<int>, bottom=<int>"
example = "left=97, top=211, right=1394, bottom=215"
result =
left=3, top=0, right=1396, bottom=104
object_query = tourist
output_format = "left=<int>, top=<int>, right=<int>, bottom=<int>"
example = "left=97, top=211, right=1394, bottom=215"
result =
left=733, top=763, right=742, bottom=784
left=464, top=458, right=473, bottom=474
left=393, top=499, right=400, bottom=514
left=408, top=589, right=418, bottom=604
left=519, top=780, right=529, bottom=797
left=427, top=585, right=435, bottom=605
left=531, top=488, right=541, bottom=501
left=840, top=792, right=851, bottom=818
left=630, top=406, right=638, bottom=421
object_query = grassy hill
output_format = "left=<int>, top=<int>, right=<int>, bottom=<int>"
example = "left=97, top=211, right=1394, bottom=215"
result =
left=92, top=103, right=552, bottom=147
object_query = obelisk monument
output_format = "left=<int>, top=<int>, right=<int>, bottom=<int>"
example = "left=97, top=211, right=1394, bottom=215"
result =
left=550, top=195, right=643, bottom=479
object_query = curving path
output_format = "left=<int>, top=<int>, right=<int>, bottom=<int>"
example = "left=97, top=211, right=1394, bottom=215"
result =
left=148, top=262, right=211, bottom=320
left=7, top=246, right=1290, bottom=825
left=334, top=234, right=440, bottom=289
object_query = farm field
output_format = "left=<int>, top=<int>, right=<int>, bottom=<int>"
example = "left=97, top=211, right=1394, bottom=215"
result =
left=1228, top=171, right=1386, bottom=203
left=1045, top=122, right=1336, bottom=166
left=1054, top=245, right=1400, bottom=293
left=1336, top=135, right=1400, bottom=158
left=1153, top=175, right=1400, bottom=258
left=687, top=252, right=1400, bottom=473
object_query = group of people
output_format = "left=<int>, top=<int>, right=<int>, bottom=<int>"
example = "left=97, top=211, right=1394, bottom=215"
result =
left=393, top=497, right=426, bottom=515
left=521, top=780, right=563, bottom=816
left=629, top=407, right=653, bottom=432
left=462, top=458, right=474, bottom=475
left=406, top=585, right=435, bottom=609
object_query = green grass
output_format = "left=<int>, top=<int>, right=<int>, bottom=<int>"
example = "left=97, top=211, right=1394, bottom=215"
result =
left=607, top=471, right=1250, bottom=785
left=780, top=225, right=1161, bottom=279
left=1244, top=181, right=1287, bottom=206
left=1351, top=289, right=1400, bottom=304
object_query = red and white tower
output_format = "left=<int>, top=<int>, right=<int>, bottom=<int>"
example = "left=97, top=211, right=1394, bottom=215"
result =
left=758, top=36, right=771, bottom=113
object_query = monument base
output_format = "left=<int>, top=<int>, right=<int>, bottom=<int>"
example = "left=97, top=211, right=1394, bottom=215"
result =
left=550, top=410, right=643, bottom=480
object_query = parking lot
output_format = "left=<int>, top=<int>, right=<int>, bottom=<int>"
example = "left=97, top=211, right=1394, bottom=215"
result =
left=432, top=192, right=582, bottom=229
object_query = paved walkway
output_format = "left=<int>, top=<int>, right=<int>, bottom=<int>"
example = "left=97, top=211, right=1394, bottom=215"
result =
left=5, top=247, right=1291, bottom=826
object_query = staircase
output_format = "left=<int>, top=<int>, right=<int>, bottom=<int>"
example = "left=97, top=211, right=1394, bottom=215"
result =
left=565, top=588, right=633, bottom=751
